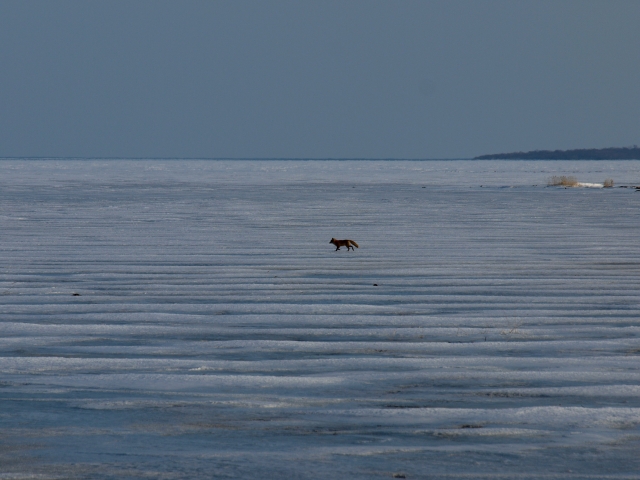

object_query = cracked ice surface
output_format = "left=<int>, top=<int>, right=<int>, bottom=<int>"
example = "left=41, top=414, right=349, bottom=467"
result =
left=1, top=159, right=640, bottom=479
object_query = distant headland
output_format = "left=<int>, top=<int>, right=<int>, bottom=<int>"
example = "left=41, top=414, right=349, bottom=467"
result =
left=475, top=146, right=640, bottom=160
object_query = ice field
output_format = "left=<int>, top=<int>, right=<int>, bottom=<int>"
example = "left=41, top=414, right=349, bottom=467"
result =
left=1, top=159, right=640, bottom=479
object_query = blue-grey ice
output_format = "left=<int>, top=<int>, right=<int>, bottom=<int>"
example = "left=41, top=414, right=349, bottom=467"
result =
left=1, top=160, right=640, bottom=479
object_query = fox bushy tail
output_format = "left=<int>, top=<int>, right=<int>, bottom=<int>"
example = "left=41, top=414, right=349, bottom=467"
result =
left=350, top=241, right=359, bottom=248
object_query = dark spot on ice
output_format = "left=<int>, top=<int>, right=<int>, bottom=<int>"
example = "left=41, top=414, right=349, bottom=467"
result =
left=459, top=424, right=483, bottom=429
left=373, top=284, right=378, bottom=286
left=72, top=293, right=80, bottom=296
left=393, top=474, right=406, bottom=479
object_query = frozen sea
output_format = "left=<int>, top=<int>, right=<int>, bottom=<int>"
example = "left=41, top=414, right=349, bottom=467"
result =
left=1, top=159, right=640, bottom=479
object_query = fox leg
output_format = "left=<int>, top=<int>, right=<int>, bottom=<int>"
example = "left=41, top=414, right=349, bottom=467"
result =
left=335, top=246, right=340, bottom=251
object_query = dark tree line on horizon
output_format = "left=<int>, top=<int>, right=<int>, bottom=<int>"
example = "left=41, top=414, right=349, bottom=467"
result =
left=475, top=146, right=640, bottom=160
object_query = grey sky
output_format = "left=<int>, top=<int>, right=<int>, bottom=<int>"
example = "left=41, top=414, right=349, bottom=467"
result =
left=0, top=0, right=638, bottom=158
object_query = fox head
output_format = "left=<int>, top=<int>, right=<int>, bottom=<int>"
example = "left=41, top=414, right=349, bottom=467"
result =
left=330, top=238, right=337, bottom=244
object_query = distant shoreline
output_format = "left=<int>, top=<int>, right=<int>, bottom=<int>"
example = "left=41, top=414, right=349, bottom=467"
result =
left=475, top=147, right=640, bottom=160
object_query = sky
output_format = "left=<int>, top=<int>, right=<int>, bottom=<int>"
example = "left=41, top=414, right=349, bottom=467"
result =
left=0, top=0, right=638, bottom=159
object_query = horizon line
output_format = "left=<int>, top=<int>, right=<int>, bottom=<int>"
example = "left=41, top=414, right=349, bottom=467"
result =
left=1, top=156, right=635, bottom=161
left=0, top=156, right=472, bottom=161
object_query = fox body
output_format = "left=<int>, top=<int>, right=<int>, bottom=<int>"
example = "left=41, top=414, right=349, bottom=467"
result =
left=330, top=238, right=359, bottom=251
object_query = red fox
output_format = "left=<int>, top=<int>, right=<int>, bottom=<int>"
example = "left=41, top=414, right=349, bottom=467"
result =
left=330, top=238, right=359, bottom=251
